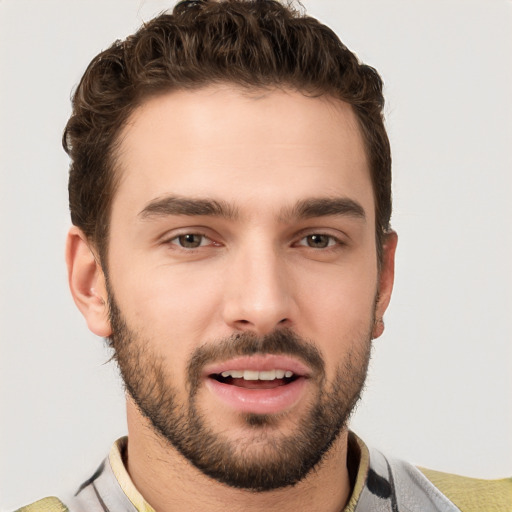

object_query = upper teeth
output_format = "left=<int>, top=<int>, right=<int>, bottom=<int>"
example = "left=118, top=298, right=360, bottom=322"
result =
left=220, top=369, right=294, bottom=380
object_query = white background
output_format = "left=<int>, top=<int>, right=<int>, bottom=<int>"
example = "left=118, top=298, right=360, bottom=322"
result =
left=1, top=1, right=511, bottom=509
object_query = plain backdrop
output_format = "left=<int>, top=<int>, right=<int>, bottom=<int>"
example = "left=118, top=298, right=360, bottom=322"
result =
left=1, top=0, right=511, bottom=509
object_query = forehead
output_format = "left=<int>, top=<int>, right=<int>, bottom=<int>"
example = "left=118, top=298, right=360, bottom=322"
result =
left=112, top=86, right=374, bottom=221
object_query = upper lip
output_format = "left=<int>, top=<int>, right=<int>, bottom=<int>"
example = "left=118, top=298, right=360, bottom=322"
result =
left=203, top=354, right=312, bottom=378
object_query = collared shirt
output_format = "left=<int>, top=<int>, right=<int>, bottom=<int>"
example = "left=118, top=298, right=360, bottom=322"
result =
left=16, top=434, right=512, bottom=512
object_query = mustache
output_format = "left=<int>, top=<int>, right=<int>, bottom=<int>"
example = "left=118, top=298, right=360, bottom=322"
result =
left=187, top=328, right=325, bottom=384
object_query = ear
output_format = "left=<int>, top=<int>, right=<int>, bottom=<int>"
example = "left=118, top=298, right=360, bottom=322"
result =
left=372, top=230, right=398, bottom=339
left=66, top=226, right=112, bottom=337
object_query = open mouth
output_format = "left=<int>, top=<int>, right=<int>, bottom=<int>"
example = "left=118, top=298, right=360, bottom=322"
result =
left=210, top=369, right=299, bottom=389
left=203, top=356, right=310, bottom=414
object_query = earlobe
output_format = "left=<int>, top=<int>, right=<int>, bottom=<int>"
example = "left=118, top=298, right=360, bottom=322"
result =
left=66, top=226, right=112, bottom=337
left=372, top=230, right=398, bottom=340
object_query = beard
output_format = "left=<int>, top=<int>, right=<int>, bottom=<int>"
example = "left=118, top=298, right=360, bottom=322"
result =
left=107, top=289, right=373, bottom=492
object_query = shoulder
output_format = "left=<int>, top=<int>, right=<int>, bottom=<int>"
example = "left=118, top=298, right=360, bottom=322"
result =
left=360, top=442, right=512, bottom=512
left=419, top=467, right=512, bottom=512
left=14, top=497, right=68, bottom=512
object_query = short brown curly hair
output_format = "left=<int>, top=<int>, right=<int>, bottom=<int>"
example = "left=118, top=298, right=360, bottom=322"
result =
left=63, top=0, right=391, bottom=264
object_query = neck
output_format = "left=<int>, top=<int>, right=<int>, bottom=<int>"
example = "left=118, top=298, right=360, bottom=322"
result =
left=125, top=400, right=352, bottom=512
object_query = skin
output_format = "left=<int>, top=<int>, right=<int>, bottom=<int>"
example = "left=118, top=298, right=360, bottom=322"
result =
left=66, top=86, right=397, bottom=512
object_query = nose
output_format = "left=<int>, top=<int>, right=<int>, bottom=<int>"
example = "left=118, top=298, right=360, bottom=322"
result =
left=221, top=243, right=295, bottom=336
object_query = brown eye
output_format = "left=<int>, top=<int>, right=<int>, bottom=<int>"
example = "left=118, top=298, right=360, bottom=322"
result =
left=176, top=234, right=205, bottom=248
left=305, top=234, right=333, bottom=248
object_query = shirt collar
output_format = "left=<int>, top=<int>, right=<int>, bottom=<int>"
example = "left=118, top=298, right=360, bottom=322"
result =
left=109, top=437, right=155, bottom=512
left=108, top=432, right=370, bottom=512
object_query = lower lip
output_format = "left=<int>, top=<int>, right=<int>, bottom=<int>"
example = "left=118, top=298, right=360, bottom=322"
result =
left=205, top=377, right=307, bottom=415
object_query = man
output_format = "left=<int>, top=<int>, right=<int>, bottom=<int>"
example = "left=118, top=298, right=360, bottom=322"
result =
left=16, top=1, right=510, bottom=511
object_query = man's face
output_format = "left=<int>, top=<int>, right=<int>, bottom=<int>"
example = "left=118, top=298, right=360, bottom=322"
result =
left=103, top=86, right=395, bottom=490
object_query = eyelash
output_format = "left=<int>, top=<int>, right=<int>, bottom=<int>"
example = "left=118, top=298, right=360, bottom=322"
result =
left=166, top=233, right=216, bottom=250
left=295, top=233, right=343, bottom=249
left=164, top=232, right=344, bottom=251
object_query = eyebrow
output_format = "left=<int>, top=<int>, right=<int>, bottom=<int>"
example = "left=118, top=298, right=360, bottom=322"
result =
left=138, top=195, right=365, bottom=223
left=281, top=197, right=366, bottom=222
left=139, top=196, right=239, bottom=220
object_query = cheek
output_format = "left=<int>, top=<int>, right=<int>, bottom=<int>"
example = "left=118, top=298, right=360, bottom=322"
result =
left=110, top=260, right=224, bottom=363
left=293, top=257, right=378, bottom=359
